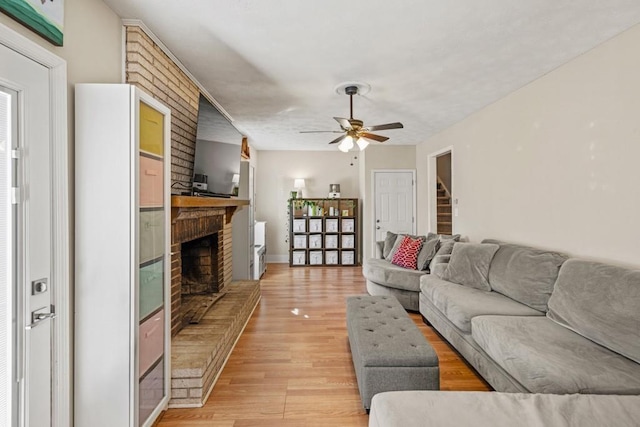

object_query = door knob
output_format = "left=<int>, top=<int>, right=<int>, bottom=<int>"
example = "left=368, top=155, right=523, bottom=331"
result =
left=26, top=305, right=56, bottom=330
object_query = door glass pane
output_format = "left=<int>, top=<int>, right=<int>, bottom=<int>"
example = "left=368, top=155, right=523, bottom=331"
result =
left=0, top=88, right=16, bottom=427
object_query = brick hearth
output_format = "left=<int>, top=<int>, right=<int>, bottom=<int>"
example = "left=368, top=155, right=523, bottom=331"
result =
left=169, top=196, right=259, bottom=408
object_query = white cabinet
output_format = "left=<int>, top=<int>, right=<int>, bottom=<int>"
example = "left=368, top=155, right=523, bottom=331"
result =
left=254, top=221, right=267, bottom=279
left=75, top=84, right=171, bottom=427
left=233, top=161, right=254, bottom=280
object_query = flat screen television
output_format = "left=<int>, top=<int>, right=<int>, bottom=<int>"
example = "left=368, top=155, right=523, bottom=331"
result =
left=192, top=94, right=243, bottom=197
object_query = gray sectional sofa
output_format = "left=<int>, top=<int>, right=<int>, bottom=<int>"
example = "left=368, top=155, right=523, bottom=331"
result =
left=369, top=390, right=640, bottom=427
left=368, top=239, right=640, bottom=426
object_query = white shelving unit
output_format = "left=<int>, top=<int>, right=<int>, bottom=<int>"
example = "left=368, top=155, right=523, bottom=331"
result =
left=75, top=84, right=171, bottom=427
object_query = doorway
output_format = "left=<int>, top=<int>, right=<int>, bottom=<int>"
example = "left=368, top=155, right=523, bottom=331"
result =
left=0, top=24, right=69, bottom=427
left=428, top=147, right=453, bottom=235
left=372, top=170, right=416, bottom=255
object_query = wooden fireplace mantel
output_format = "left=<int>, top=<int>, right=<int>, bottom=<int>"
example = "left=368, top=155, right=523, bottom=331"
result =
left=171, top=195, right=249, bottom=223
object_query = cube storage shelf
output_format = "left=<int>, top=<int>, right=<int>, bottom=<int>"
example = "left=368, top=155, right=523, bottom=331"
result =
left=289, top=198, right=359, bottom=267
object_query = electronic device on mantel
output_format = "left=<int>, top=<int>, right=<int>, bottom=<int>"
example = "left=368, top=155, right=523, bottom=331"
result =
left=328, top=183, right=341, bottom=199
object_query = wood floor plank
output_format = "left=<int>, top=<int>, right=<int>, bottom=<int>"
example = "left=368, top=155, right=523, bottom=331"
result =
left=157, top=264, right=489, bottom=426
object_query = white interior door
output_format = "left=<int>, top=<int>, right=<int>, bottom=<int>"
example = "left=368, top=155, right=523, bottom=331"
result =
left=1, top=42, right=53, bottom=427
left=373, top=170, right=415, bottom=245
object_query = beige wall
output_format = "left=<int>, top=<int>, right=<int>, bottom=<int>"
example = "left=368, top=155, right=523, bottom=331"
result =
left=255, top=151, right=360, bottom=261
left=361, top=145, right=417, bottom=259
left=417, top=24, right=640, bottom=267
left=1, top=0, right=123, bottom=125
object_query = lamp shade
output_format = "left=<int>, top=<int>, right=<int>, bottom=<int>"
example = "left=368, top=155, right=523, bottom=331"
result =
left=338, top=135, right=354, bottom=152
left=356, top=138, right=369, bottom=150
left=294, top=178, right=306, bottom=189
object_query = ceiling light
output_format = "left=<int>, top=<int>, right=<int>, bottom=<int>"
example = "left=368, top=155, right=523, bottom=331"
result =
left=338, top=135, right=354, bottom=152
left=356, top=138, right=369, bottom=151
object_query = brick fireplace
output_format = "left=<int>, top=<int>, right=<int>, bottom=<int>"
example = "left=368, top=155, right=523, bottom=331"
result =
left=171, top=198, right=244, bottom=336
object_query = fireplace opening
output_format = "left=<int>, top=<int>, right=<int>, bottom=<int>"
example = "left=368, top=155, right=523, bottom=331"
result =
left=182, top=234, right=219, bottom=294
left=180, top=233, right=226, bottom=326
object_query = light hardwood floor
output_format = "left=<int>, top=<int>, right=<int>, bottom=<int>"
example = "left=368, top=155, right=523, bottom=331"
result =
left=157, top=264, right=490, bottom=426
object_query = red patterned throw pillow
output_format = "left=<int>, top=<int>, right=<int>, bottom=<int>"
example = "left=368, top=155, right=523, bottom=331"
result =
left=391, top=235, right=424, bottom=270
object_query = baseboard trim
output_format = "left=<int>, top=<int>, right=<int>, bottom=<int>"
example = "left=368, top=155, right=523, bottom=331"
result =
left=267, top=254, right=289, bottom=263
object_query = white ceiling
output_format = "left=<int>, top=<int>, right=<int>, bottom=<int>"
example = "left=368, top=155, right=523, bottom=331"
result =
left=103, top=0, right=640, bottom=151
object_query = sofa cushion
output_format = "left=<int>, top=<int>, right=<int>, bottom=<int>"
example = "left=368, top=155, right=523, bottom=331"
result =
left=441, top=243, right=499, bottom=291
left=417, top=237, right=439, bottom=271
left=428, top=240, right=455, bottom=272
left=420, top=276, right=542, bottom=333
left=391, top=236, right=424, bottom=270
left=427, top=233, right=461, bottom=242
left=363, top=258, right=427, bottom=293
left=382, top=231, right=399, bottom=259
left=482, top=240, right=568, bottom=312
left=547, top=259, right=640, bottom=364
left=369, top=391, right=640, bottom=427
left=472, top=315, right=640, bottom=394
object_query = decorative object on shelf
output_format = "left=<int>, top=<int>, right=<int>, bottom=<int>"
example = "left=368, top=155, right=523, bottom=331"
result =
left=0, top=0, right=64, bottom=46
left=241, top=136, right=250, bottom=159
left=294, top=178, right=306, bottom=198
left=231, top=173, right=240, bottom=196
left=329, top=184, right=341, bottom=198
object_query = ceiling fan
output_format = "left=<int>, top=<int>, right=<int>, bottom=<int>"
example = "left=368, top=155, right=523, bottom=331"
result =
left=300, top=85, right=403, bottom=151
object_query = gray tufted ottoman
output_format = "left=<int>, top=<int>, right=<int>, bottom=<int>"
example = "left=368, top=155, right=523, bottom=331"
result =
left=346, top=295, right=439, bottom=410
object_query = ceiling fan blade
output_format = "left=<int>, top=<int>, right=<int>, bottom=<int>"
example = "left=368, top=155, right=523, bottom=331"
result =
left=299, top=130, right=344, bottom=133
left=359, top=132, right=389, bottom=143
left=334, top=117, right=352, bottom=130
left=363, top=122, right=404, bottom=132
left=328, top=134, right=348, bottom=145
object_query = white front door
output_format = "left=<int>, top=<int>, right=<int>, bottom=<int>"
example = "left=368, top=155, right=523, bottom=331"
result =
left=1, top=41, right=54, bottom=427
left=373, top=170, right=415, bottom=246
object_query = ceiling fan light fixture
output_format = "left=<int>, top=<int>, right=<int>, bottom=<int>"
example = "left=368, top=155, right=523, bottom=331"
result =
left=338, top=135, right=354, bottom=152
left=356, top=138, right=369, bottom=151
